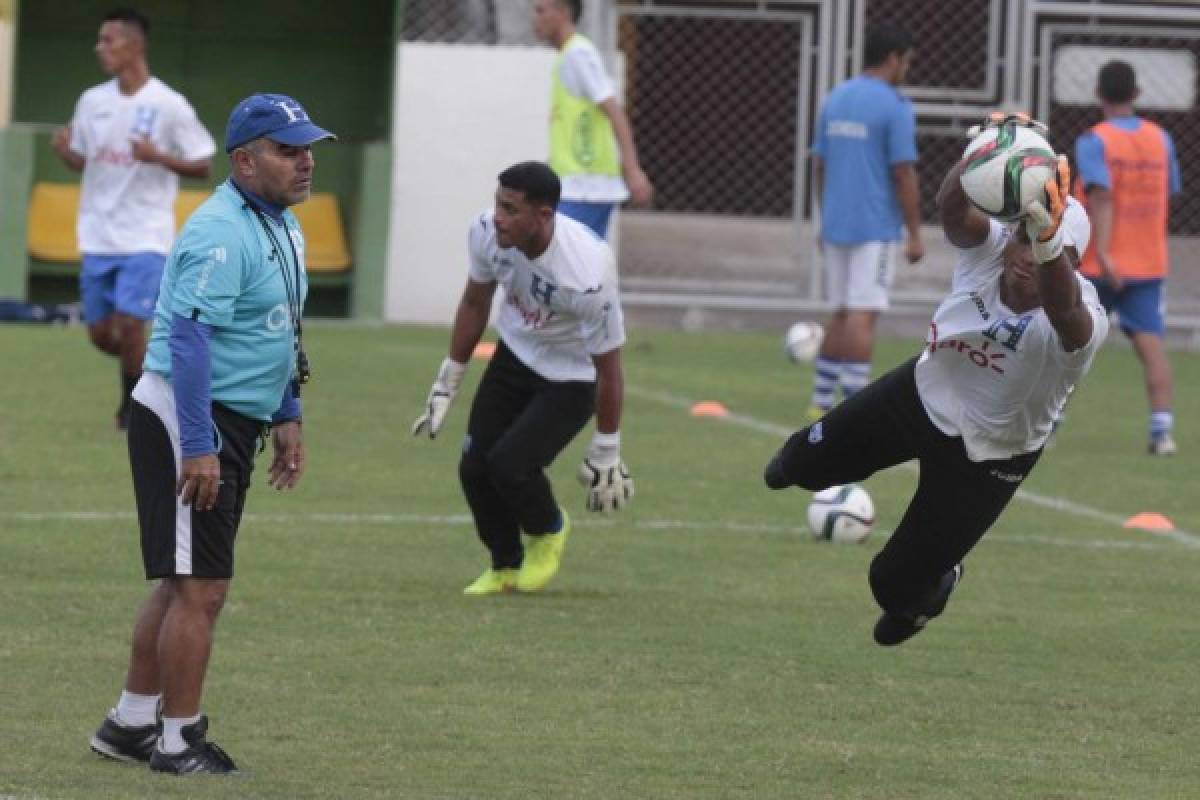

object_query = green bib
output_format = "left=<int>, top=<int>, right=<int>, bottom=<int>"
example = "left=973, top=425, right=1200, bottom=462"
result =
left=549, top=34, right=620, bottom=179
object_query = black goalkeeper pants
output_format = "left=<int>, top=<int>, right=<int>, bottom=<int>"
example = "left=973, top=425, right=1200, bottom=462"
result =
left=764, top=356, right=1042, bottom=618
left=459, top=341, right=596, bottom=569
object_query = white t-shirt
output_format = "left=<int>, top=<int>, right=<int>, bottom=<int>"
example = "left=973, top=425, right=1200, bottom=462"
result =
left=914, top=220, right=1109, bottom=461
left=69, top=77, right=216, bottom=255
left=557, top=39, right=629, bottom=204
left=467, top=211, right=626, bottom=382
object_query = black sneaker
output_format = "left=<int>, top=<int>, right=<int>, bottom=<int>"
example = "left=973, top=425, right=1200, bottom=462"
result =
left=148, top=715, right=239, bottom=775
left=89, top=712, right=160, bottom=764
left=874, top=563, right=964, bottom=646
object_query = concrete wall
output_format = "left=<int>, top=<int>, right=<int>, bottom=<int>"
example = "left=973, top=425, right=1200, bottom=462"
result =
left=386, top=43, right=553, bottom=324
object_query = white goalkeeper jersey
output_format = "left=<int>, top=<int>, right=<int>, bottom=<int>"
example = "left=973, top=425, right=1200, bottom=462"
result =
left=467, top=210, right=626, bottom=382
left=914, top=219, right=1108, bottom=462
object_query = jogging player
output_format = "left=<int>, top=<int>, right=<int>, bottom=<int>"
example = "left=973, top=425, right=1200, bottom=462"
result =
left=51, top=8, right=215, bottom=430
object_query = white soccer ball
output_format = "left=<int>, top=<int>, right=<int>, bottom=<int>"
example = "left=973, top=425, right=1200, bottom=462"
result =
left=807, top=484, right=875, bottom=543
left=959, top=125, right=1057, bottom=222
left=784, top=321, right=824, bottom=363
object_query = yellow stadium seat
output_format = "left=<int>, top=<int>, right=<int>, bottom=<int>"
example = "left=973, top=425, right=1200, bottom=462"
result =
left=26, top=182, right=351, bottom=272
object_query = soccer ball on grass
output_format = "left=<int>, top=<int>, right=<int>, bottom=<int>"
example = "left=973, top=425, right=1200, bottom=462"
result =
left=783, top=321, right=824, bottom=364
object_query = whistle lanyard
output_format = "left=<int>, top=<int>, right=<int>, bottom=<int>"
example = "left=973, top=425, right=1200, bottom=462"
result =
left=229, top=180, right=309, bottom=384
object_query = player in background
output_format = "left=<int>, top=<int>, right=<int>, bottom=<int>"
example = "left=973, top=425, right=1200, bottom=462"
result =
left=766, top=115, right=1108, bottom=646
left=412, top=161, right=633, bottom=595
left=51, top=7, right=215, bottom=430
left=1073, top=60, right=1183, bottom=456
left=804, top=23, right=924, bottom=422
left=533, top=0, right=653, bottom=238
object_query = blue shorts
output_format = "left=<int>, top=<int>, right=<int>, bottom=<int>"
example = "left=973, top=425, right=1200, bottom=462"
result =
left=80, top=252, right=166, bottom=323
left=557, top=201, right=615, bottom=239
left=1088, top=277, right=1164, bottom=336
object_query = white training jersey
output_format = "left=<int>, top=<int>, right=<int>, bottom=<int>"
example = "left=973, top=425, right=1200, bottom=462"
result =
left=467, top=211, right=626, bottom=382
left=914, top=220, right=1109, bottom=462
left=557, top=40, right=628, bottom=204
left=69, top=77, right=216, bottom=255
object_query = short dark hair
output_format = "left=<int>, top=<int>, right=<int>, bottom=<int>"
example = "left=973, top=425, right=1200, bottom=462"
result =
left=103, top=7, right=150, bottom=37
left=1097, top=60, right=1137, bottom=104
left=498, top=161, right=561, bottom=209
left=863, top=23, right=912, bottom=68
left=556, top=0, right=582, bottom=24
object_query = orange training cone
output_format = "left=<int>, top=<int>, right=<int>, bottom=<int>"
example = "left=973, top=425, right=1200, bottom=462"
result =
left=690, top=401, right=730, bottom=418
left=473, top=341, right=496, bottom=361
left=1123, top=512, right=1175, bottom=532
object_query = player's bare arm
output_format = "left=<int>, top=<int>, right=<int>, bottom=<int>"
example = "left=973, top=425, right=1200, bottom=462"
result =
left=1083, top=185, right=1122, bottom=290
left=591, top=347, right=624, bottom=434
left=936, top=159, right=990, bottom=249
left=52, top=125, right=86, bottom=171
left=1028, top=158, right=1094, bottom=352
left=448, top=278, right=497, bottom=363
left=599, top=97, right=653, bottom=207
left=129, top=136, right=212, bottom=179
left=891, top=161, right=924, bottom=262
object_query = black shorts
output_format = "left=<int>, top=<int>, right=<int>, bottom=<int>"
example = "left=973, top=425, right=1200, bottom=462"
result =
left=128, top=374, right=264, bottom=580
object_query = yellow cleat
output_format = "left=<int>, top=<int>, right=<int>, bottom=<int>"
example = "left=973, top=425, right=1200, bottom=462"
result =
left=805, top=405, right=827, bottom=424
left=462, top=568, right=518, bottom=596
left=516, top=511, right=571, bottom=592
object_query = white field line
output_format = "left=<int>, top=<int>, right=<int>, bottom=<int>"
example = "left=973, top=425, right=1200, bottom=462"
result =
left=625, top=384, right=1200, bottom=549
left=3, top=385, right=1194, bottom=552
left=0, top=510, right=1184, bottom=553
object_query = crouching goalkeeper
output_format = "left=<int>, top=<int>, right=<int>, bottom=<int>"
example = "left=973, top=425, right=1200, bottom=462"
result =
left=412, top=161, right=634, bottom=595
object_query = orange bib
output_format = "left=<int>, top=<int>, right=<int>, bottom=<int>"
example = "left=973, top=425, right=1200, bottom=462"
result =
left=1073, top=119, right=1170, bottom=279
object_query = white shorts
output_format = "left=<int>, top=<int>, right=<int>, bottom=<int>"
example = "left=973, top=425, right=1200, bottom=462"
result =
left=822, top=241, right=897, bottom=311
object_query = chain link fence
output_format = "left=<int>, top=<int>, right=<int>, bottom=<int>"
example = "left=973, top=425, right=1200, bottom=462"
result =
left=397, top=0, right=1200, bottom=331
left=401, top=0, right=538, bottom=45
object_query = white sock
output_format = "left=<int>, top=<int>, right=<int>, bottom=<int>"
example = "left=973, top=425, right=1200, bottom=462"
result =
left=160, top=714, right=203, bottom=754
left=1150, top=410, right=1173, bottom=439
left=840, top=361, right=871, bottom=399
left=811, top=357, right=839, bottom=410
left=114, top=690, right=160, bottom=728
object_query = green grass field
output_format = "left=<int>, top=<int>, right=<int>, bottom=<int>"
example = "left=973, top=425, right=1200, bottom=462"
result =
left=2, top=323, right=1199, bottom=799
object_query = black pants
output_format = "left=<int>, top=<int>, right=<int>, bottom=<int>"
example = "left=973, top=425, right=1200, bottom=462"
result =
left=765, top=357, right=1042, bottom=617
left=459, top=341, right=596, bottom=569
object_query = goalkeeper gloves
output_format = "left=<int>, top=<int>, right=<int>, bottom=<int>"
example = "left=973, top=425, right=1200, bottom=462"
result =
left=576, top=431, right=634, bottom=513
left=966, top=110, right=1048, bottom=140
left=1023, top=155, right=1071, bottom=264
left=411, top=357, right=467, bottom=439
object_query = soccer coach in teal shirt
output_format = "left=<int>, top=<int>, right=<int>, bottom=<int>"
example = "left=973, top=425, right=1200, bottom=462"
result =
left=88, top=94, right=334, bottom=776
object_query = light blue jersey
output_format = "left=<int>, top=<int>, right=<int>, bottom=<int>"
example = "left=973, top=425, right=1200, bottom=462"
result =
left=144, top=181, right=308, bottom=422
left=812, top=75, right=917, bottom=244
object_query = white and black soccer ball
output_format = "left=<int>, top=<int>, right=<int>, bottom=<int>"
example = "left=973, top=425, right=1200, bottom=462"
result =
left=959, top=124, right=1057, bottom=222
left=784, top=321, right=824, bottom=364
left=807, top=484, right=874, bottom=543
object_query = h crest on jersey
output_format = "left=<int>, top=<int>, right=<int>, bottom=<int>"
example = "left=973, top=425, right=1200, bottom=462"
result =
left=132, top=106, right=159, bottom=137
left=983, top=313, right=1033, bottom=351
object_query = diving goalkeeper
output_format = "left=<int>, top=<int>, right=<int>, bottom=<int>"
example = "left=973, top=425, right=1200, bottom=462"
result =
left=412, top=161, right=633, bottom=596
left=764, top=114, right=1109, bottom=646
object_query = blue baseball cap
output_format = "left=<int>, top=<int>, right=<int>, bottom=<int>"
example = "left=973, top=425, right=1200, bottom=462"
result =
left=224, top=93, right=336, bottom=153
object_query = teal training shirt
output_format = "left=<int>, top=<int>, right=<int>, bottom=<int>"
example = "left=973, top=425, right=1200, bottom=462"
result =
left=144, top=181, right=308, bottom=422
